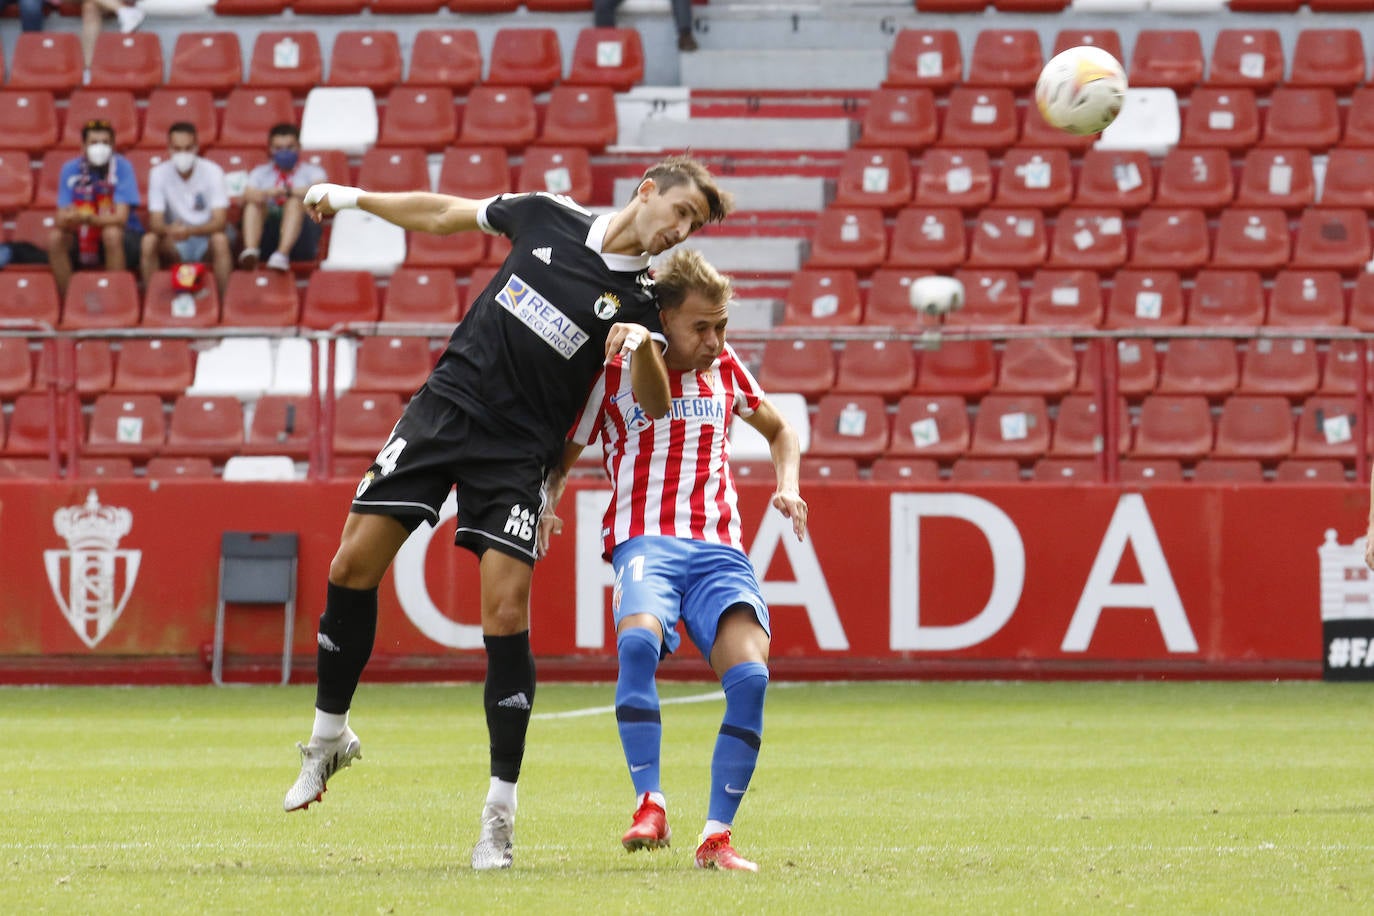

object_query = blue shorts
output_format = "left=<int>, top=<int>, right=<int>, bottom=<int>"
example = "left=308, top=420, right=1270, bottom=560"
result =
left=175, top=234, right=210, bottom=263
left=611, top=536, right=770, bottom=659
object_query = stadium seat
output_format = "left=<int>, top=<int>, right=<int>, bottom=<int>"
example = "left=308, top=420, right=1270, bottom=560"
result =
left=966, top=209, right=1047, bottom=271
left=86, top=393, right=166, bottom=458
left=1031, top=458, right=1100, bottom=483
left=997, top=338, right=1078, bottom=396
left=1342, top=89, right=1374, bottom=147
left=351, top=336, right=434, bottom=397
left=0, top=150, right=34, bottom=214
left=1289, top=29, right=1365, bottom=92
left=1188, top=270, right=1265, bottom=326
left=1212, top=395, right=1293, bottom=461
left=10, top=209, right=56, bottom=255
left=122, top=149, right=166, bottom=200
left=1024, top=270, right=1102, bottom=327
left=0, top=273, right=60, bottom=328
left=245, top=394, right=317, bottom=458
left=995, top=148, right=1073, bottom=211
left=328, top=31, right=403, bottom=94
left=915, top=340, right=997, bottom=397
left=1234, top=149, right=1315, bottom=211
left=300, top=270, right=381, bottom=330
left=1018, top=100, right=1097, bottom=154
left=833, top=149, right=913, bottom=212
left=939, top=88, right=1018, bottom=151
left=3, top=393, right=71, bottom=457
left=301, top=87, right=378, bottom=156
left=163, top=395, right=244, bottom=461
left=1048, top=208, right=1128, bottom=272
left=0, top=91, right=58, bottom=153
left=1274, top=459, right=1348, bottom=483
left=219, top=88, right=296, bottom=149
left=858, top=89, right=938, bottom=150
left=913, top=149, right=992, bottom=211
left=378, top=87, right=457, bottom=152
left=1192, top=458, right=1264, bottom=482
left=405, top=228, right=487, bottom=272
left=141, top=270, right=220, bottom=328
left=967, top=30, right=1042, bottom=92
left=1091, top=336, right=1161, bottom=401
left=1319, top=150, right=1374, bottom=208
left=885, top=29, right=963, bottom=93
left=1267, top=270, right=1346, bottom=328
left=1210, top=208, right=1292, bottom=272
left=756, top=339, right=836, bottom=401
left=248, top=32, right=324, bottom=95
left=292, top=0, right=366, bottom=13
left=1290, top=209, right=1371, bottom=273
left=212, top=0, right=288, bottom=12
left=406, top=29, right=482, bottom=92
left=1073, top=149, right=1154, bottom=212
left=1157, top=338, right=1239, bottom=398
left=1116, top=458, right=1184, bottom=482
left=864, top=268, right=940, bottom=330
left=1131, top=394, right=1213, bottom=461
left=1050, top=393, right=1130, bottom=457
left=88, top=33, right=164, bottom=96
left=437, top=146, right=511, bottom=199
left=333, top=391, right=405, bottom=456
left=76, top=456, right=138, bottom=479
left=1130, top=209, right=1210, bottom=271
left=946, top=268, right=1022, bottom=326
left=834, top=340, right=917, bottom=400
left=61, top=272, right=140, bottom=329
left=1237, top=338, right=1319, bottom=399
left=112, top=339, right=195, bottom=398
left=888, top=394, right=970, bottom=460
left=1154, top=147, right=1234, bottom=211
left=870, top=457, right=942, bottom=482
left=188, top=338, right=273, bottom=397
left=1318, top=340, right=1374, bottom=392
left=1094, top=88, right=1181, bottom=158
left=1348, top=274, right=1374, bottom=331
left=145, top=455, right=218, bottom=478
left=1262, top=89, right=1340, bottom=151
left=33, top=150, right=72, bottom=209
left=1179, top=89, right=1260, bottom=150
left=458, top=87, right=538, bottom=151
left=358, top=147, right=431, bottom=194
left=888, top=207, right=966, bottom=271
left=166, top=32, right=243, bottom=96
left=1229, top=0, right=1300, bottom=10
left=800, top=457, right=860, bottom=481
left=566, top=28, right=644, bottom=92
left=782, top=270, right=863, bottom=326
left=0, top=338, right=34, bottom=397
left=807, top=208, right=887, bottom=273
left=59, top=90, right=140, bottom=149
left=35, top=339, right=112, bottom=399
left=1206, top=29, right=1284, bottom=92
left=949, top=458, right=1022, bottom=482
left=1129, top=30, right=1205, bottom=93
left=516, top=147, right=593, bottom=203
left=382, top=268, right=461, bottom=323
left=1293, top=395, right=1361, bottom=459
left=540, top=86, right=618, bottom=151
left=488, top=27, right=563, bottom=92
left=222, top=272, right=300, bottom=327
left=8, top=32, right=83, bottom=95
left=1052, top=29, right=1124, bottom=62
left=968, top=394, right=1050, bottom=459
left=139, top=89, right=217, bottom=149
left=915, top=0, right=987, bottom=10
left=1105, top=270, right=1185, bottom=328
left=321, top=209, right=406, bottom=276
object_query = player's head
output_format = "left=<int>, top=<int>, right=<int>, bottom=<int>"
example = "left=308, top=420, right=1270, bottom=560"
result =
left=655, top=249, right=733, bottom=372
left=630, top=156, right=734, bottom=256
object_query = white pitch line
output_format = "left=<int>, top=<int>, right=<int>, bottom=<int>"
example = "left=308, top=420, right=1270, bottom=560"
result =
left=533, top=689, right=724, bottom=720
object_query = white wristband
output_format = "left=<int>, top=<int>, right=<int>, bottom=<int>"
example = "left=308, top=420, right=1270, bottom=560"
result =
left=304, top=183, right=361, bottom=211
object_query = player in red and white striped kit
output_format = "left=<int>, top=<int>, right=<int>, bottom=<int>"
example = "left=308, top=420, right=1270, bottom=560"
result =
left=542, top=249, right=807, bottom=871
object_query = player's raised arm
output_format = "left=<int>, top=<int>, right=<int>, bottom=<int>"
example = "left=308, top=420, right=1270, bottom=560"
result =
left=742, top=398, right=807, bottom=542
left=303, top=184, right=482, bottom=235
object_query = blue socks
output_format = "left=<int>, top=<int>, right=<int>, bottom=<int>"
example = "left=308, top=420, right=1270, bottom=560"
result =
left=708, top=661, right=769, bottom=824
left=615, top=627, right=663, bottom=795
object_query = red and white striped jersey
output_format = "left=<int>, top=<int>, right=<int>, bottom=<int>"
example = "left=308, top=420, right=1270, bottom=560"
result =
left=569, top=342, right=765, bottom=558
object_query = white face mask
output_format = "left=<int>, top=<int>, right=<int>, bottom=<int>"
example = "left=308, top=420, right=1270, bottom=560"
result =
left=85, top=142, right=113, bottom=167
left=171, top=151, right=197, bottom=174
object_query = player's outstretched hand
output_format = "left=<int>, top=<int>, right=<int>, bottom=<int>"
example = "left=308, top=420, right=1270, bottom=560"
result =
left=302, top=184, right=362, bottom=222
left=536, top=512, right=564, bottom=559
left=772, top=489, right=808, bottom=542
left=605, top=322, right=650, bottom=365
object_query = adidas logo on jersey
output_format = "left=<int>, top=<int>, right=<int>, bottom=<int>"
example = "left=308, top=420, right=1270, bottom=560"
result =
left=532, top=247, right=552, bottom=265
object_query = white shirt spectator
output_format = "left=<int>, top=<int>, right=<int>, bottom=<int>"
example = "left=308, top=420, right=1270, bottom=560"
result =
left=148, top=158, right=230, bottom=228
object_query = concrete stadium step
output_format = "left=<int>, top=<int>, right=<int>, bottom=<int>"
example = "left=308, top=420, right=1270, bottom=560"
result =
left=613, top=174, right=831, bottom=212
left=652, top=235, right=807, bottom=273
left=679, top=49, right=888, bottom=91
left=631, top=116, right=858, bottom=151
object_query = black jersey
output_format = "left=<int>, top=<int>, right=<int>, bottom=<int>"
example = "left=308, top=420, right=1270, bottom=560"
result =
left=423, top=192, right=662, bottom=464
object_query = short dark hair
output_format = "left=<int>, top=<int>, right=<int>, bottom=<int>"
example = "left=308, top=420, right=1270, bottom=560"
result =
left=641, top=155, right=734, bottom=227
left=81, top=119, right=115, bottom=143
left=268, top=123, right=300, bottom=143
left=167, top=122, right=197, bottom=140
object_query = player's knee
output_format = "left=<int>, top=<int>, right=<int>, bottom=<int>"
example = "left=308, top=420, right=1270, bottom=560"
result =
left=328, top=544, right=385, bottom=590
left=482, top=596, right=530, bottom=635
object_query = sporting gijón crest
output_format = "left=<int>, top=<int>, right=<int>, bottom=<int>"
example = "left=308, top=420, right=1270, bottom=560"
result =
left=44, top=489, right=141, bottom=648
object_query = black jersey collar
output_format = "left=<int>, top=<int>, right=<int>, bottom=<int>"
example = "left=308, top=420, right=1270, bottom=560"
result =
left=587, top=213, right=651, bottom=273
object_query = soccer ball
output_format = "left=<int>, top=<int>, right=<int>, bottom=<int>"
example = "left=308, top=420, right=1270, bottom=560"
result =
left=1034, top=46, right=1127, bottom=136
left=908, top=276, right=965, bottom=316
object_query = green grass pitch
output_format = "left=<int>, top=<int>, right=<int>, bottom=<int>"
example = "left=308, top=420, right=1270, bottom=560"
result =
left=2, top=681, right=1373, bottom=914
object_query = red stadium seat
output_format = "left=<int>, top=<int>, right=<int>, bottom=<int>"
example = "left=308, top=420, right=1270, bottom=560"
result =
left=87, top=393, right=166, bottom=458
left=1212, top=395, right=1293, bottom=461
left=916, top=340, right=997, bottom=397
left=328, top=31, right=403, bottom=94
left=865, top=268, right=939, bottom=330
left=939, top=88, right=1018, bottom=151
left=300, top=270, right=381, bottom=331
left=407, top=29, right=482, bottom=92
left=967, top=30, right=1042, bottom=92
left=0, top=91, right=58, bottom=153
left=140, top=89, right=218, bottom=150
left=0, top=150, right=34, bottom=214
left=1289, top=29, right=1365, bottom=92
left=61, top=272, right=140, bottom=329
left=1083, top=336, right=1159, bottom=403
left=516, top=147, right=593, bottom=204
left=1129, top=30, right=1205, bottom=94
left=1131, top=395, right=1213, bottom=461
left=1019, top=100, right=1097, bottom=154
left=488, top=28, right=563, bottom=94
left=112, top=339, right=195, bottom=399
left=888, top=207, right=966, bottom=271
left=164, top=395, right=245, bottom=460
left=382, top=268, right=461, bottom=323
left=1237, top=338, right=1319, bottom=399
left=405, top=229, right=486, bottom=272
left=834, top=340, right=916, bottom=400
left=1319, top=150, right=1374, bottom=208
left=0, top=273, right=60, bottom=327
left=333, top=391, right=405, bottom=456
left=1192, top=458, right=1264, bottom=482
left=913, top=149, right=992, bottom=211
left=1262, top=89, right=1340, bottom=151
left=1291, top=209, right=1371, bottom=273
left=458, top=87, right=538, bottom=151
left=1048, top=208, right=1128, bottom=272
left=870, top=457, right=943, bottom=483
left=88, top=33, right=163, bottom=96
left=807, top=208, right=887, bottom=273
left=1117, top=459, right=1183, bottom=482
left=123, top=149, right=167, bottom=200
left=1293, top=396, right=1361, bottom=459
left=353, top=336, right=435, bottom=396
left=59, top=90, right=140, bottom=149
left=222, top=271, right=300, bottom=327
left=1154, top=147, right=1234, bottom=211
left=1206, top=29, right=1284, bottom=92
left=949, top=458, right=1022, bottom=482
left=782, top=270, right=863, bottom=326
left=372, top=0, right=444, bottom=10
left=1052, top=30, right=1123, bottom=62
left=1024, top=270, right=1102, bottom=327
left=800, top=457, right=860, bottom=481
left=997, top=338, right=1077, bottom=397
left=3, top=393, right=69, bottom=457
left=858, top=89, right=938, bottom=150
left=245, top=394, right=317, bottom=458
left=1157, top=338, right=1239, bottom=398
left=947, top=268, right=1023, bottom=326
left=450, top=0, right=520, bottom=13
left=0, top=338, right=34, bottom=397
left=1319, top=340, right=1374, bottom=392
left=437, top=146, right=511, bottom=200
left=995, top=148, right=1073, bottom=211
left=540, top=86, right=617, bottom=151
left=756, top=339, right=835, bottom=401
left=1130, top=209, right=1210, bottom=272
left=916, top=0, right=987, bottom=10
left=1032, top=458, right=1100, bottom=483
left=167, top=32, right=243, bottom=96
left=1275, top=459, right=1349, bottom=483
left=141, top=270, right=220, bottom=328
left=219, top=88, right=296, bottom=149
left=1267, top=270, right=1346, bottom=328
left=1179, top=89, right=1260, bottom=151
left=888, top=394, right=969, bottom=459
left=966, top=209, right=1047, bottom=271
left=1234, top=149, right=1314, bottom=212
left=885, top=29, right=963, bottom=93
left=145, top=456, right=217, bottom=478
left=1343, top=88, right=1374, bottom=146
left=1188, top=270, right=1265, bottom=326
left=968, top=394, right=1050, bottom=460
left=566, top=28, right=644, bottom=92
left=1074, top=149, right=1154, bottom=212
left=213, top=0, right=289, bottom=12
left=833, top=148, right=913, bottom=212
left=358, top=147, right=431, bottom=194
left=8, top=32, right=82, bottom=95
left=1210, top=208, right=1291, bottom=272
left=1050, top=393, right=1130, bottom=457
left=292, top=0, right=366, bottom=13
left=35, top=339, right=113, bottom=399
left=1104, top=270, right=1185, bottom=328
left=1349, top=273, right=1374, bottom=331
left=247, top=32, right=324, bottom=96
left=32, top=150, right=71, bottom=209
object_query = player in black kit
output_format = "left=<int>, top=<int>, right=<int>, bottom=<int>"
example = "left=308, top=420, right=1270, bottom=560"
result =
left=280, top=157, right=733, bottom=870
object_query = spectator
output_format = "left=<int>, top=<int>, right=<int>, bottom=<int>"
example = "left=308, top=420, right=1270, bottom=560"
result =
left=595, top=0, right=697, bottom=52
left=48, top=119, right=142, bottom=296
left=81, top=0, right=145, bottom=71
left=140, top=122, right=232, bottom=298
left=238, top=124, right=325, bottom=272
left=0, top=0, right=47, bottom=32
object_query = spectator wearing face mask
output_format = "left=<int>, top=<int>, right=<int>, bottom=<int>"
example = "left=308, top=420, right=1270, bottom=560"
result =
left=48, top=118, right=143, bottom=296
left=238, top=123, right=326, bottom=272
left=141, top=122, right=232, bottom=298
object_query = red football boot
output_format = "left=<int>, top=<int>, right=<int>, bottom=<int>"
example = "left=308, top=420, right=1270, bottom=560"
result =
left=622, top=793, right=671, bottom=852
left=694, top=830, right=758, bottom=872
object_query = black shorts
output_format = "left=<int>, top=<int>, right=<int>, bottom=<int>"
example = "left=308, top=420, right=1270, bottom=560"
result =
left=350, top=386, right=548, bottom=564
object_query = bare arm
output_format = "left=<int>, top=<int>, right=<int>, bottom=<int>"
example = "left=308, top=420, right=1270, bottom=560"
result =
left=305, top=185, right=482, bottom=236
left=604, top=324, right=670, bottom=419
left=741, top=398, right=807, bottom=541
